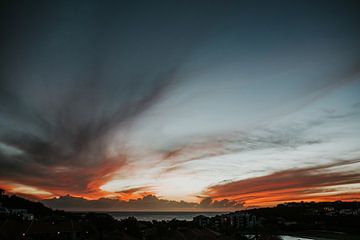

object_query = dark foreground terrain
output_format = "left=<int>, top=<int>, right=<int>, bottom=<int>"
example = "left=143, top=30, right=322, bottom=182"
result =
left=1, top=190, right=359, bottom=240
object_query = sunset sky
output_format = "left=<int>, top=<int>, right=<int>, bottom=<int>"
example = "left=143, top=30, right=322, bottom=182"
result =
left=0, top=0, right=360, bottom=211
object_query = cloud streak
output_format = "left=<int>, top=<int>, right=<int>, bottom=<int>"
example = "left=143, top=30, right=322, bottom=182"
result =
left=204, top=159, right=360, bottom=207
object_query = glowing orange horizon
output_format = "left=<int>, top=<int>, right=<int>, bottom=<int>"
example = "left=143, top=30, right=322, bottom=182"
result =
left=1, top=159, right=360, bottom=209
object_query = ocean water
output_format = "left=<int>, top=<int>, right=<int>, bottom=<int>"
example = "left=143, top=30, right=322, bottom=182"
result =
left=109, top=211, right=227, bottom=221
left=247, top=236, right=317, bottom=240
left=280, top=236, right=314, bottom=240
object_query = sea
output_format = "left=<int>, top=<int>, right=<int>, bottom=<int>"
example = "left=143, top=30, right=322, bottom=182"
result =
left=280, top=237, right=314, bottom=240
left=108, top=211, right=227, bottom=221
left=248, top=236, right=321, bottom=240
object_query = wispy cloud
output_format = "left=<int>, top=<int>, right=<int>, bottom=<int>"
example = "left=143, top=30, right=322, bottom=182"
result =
left=157, top=121, right=325, bottom=171
left=204, top=159, right=360, bottom=207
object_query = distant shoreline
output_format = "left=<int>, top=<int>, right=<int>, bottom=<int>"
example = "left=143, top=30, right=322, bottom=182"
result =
left=108, top=211, right=228, bottom=221
left=70, top=210, right=229, bottom=213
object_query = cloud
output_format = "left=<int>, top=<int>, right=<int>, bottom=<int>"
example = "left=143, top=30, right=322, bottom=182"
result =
left=114, top=186, right=155, bottom=201
left=42, top=194, right=243, bottom=211
left=158, top=122, right=324, bottom=168
left=0, top=150, right=127, bottom=199
left=1, top=0, right=360, bottom=205
left=0, top=68, right=176, bottom=198
left=204, top=159, right=360, bottom=207
left=0, top=0, right=201, bottom=199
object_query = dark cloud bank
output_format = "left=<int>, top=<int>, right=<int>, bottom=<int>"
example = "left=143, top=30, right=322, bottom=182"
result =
left=42, top=195, right=243, bottom=211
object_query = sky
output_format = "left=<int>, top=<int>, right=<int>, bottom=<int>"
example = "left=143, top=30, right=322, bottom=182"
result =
left=0, top=0, right=360, bottom=211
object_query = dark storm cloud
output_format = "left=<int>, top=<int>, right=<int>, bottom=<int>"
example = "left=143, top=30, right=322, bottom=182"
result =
left=0, top=0, right=212, bottom=196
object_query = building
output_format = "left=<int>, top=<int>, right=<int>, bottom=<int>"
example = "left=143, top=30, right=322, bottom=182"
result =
left=3, top=208, right=34, bottom=220
left=0, top=206, right=9, bottom=215
left=228, top=212, right=256, bottom=229
left=193, top=215, right=210, bottom=227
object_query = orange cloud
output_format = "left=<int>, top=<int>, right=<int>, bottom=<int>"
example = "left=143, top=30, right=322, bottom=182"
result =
left=0, top=156, right=127, bottom=200
left=115, top=186, right=155, bottom=201
left=204, top=159, right=360, bottom=207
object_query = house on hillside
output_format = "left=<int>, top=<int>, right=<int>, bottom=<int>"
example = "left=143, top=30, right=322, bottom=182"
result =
left=0, top=205, right=9, bottom=215
left=193, top=215, right=210, bottom=227
left=7, top=208, right=34, bottom=220
left=228, top=212, right=257, bottom=229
